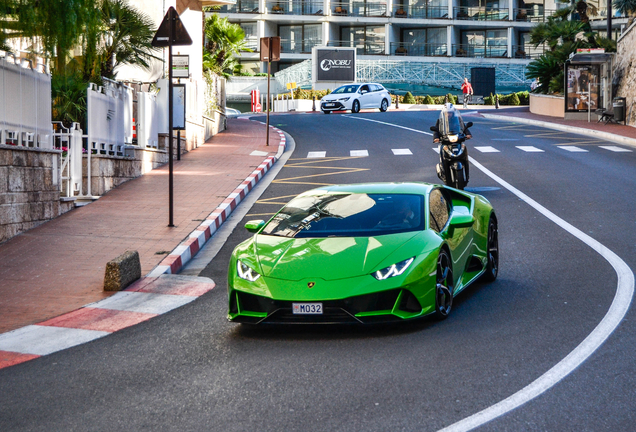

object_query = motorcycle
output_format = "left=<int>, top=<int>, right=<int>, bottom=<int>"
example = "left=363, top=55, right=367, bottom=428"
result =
left=430, top=104, right=473, bottom=190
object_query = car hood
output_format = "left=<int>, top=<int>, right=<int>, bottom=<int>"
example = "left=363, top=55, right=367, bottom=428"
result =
left=322, top=94, right=354, bottom=102
left=251, top=233, right=419, bottom=281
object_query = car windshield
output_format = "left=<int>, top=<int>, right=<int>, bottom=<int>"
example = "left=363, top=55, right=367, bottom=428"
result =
left=261, top=193, right=424, bottom=238
left=332, top=85, right=360, bottom=94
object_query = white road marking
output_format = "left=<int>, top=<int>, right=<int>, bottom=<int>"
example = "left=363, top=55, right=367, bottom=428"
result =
left=438, top=158, right=635, bottom=432
left=0, top=325, right=109, bottom=355
left=307, top=151, right=326, bottom=158
left=599, top=145, right=632, bottom=152
left=516, top=146, right=544, bottom=152
left=392, top=148, right=413, bottom=155
left=250, top=150, right=269, bottom=156
left=89, top=291, right=198, bottom=315
left=345, top=115, right=434, bottom=135
left=558, top=146, right=588, bottom=152
left=350, top=150, right=369, bottom=157
left=491, top=139, right=519, bottom=141
left=474, top=146, right=500, bottom=153
left=341, top=117, right=635, bottom=432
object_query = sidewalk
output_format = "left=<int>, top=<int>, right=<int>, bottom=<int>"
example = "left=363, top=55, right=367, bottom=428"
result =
left=478, top=106, right=636, bottom=147
left=0, top=119, right=280, bottom=334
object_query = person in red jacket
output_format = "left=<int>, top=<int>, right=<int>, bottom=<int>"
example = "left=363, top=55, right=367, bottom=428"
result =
left=461, top=78, right=473, bottom=108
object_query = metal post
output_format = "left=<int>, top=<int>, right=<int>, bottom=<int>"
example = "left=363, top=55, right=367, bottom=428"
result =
left=312, top=96, right=316, bottom=111
left=266, top=60, right=271, bottom=146
left=607, top=0, right=612, bottom=40
left=168, top=17, right=174, bottom=227
left=495, top=94, right=500, bottom=109
left=588, top=82, right=591, bottom=123
left=177, top=129, right=181, bottom=160
left=396, top=94, right=399, bottom=109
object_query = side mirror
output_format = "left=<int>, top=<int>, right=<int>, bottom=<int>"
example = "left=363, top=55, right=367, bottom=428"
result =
left=465, top=121, right=473, bottom=129
left=361, top=90, right=368, bottom=94
left=430, top=125, right=439, bottom=132
left=245, top=220, right=265, bottom=233
left=449, top=213, right=474, bottom=229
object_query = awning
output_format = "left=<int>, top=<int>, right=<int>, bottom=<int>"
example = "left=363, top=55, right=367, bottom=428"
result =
left=569, top=53, right=615, bottom=64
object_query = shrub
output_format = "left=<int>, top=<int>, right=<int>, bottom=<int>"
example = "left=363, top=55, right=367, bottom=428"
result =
left=423, top=95, right=435, bottom=104
left=484, top=93, right=495, bottom=105
left=446, top=93, right=458, bottom=105
left=509, top=92, right=521, bottom=106
left=516, top=91, right=529, bottom=105
left=403, top=91, right=416, bottom=104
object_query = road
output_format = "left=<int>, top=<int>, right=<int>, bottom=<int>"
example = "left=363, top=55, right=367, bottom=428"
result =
left=1, top=111, right=635, bottom=431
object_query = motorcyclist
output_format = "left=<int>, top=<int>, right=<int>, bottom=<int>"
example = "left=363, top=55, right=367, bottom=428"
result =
left=433, top=103, right=471, bottom=184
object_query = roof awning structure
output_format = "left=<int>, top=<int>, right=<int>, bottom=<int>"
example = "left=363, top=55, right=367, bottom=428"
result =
left=569, top=53, right=615, bottom=64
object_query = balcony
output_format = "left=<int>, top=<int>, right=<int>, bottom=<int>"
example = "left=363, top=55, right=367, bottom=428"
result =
left=327, top=40, right=385, bottom=55
left=331, top=1, right=388, bottom=17
left=391, top=42, right=448, bottom=56
left=218, top=0, right=260, bottom=13
left=514, top=8, right=555, bottom=22
left=453, top=44, right=508, bottom=57
left=393, top=5, right=449, bottom=18
left=454, top=6, right=509, bottom=20
left=267, top=1, right=324, bottom=15
left=280, top=38, right=322, bottom=53
left=242, top=38, right=260, bottom=52
left=511, top=44, right=545, bottom=59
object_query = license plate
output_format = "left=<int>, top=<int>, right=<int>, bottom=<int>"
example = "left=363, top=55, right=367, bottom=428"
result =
left=293, top=303, right=323, bottom=315
left=325, top=103, right=335, bottom=107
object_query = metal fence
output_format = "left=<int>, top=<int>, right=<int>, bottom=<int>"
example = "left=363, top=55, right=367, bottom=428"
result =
left=0, top=52, right=52, bottom=148
left=327, top=40, right=386, bottom=55
left=86, top=78, right=133, bottom=157
left=266, top=0, right=324, bottom=15
left=331, top=1, right=388, bottom=17
left=391, top=42, right=448, bottom=57
left=393, top=5, right=449, bottom=18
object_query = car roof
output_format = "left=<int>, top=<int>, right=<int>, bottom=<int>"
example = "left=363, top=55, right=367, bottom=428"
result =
left=298, top=182, right=435, bottom=197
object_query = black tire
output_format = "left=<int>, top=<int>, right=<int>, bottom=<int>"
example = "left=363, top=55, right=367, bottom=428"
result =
left=434, top=248, right=454, bottom=320
left=380, top=99, right=389, bottom=112
left=322, top=109, right=331, bottom=114
left=481, top=215, right=499, bottom=282
left=351, top=100, right=360, bottom=113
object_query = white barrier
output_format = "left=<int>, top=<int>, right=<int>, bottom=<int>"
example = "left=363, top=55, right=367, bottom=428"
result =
left=0, top=53, right=52, bottom=148
left=86, top=79, right=133, bottom=156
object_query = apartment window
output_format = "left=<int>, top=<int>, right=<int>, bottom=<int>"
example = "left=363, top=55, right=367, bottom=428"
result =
left=400, top=28, right=446, bottom=56
left=239, top=22, right=259, bottom=51
left=341, top=26, right=385, bottom=55
left=279, top=24, right=322, bottom=53
left=461, top=29, right=507, bottom=57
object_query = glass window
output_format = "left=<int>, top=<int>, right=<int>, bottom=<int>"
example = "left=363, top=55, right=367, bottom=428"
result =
left=261, top=194, right=425, bottom=238
left=333, top=85, right=360, bottom=94
left=360, top=84, right=370, bottom=92
left=429, top=189, right=450, bottom=232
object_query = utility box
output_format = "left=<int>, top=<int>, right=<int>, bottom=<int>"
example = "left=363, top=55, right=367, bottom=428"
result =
left=471, top=68, right=496, bottom=99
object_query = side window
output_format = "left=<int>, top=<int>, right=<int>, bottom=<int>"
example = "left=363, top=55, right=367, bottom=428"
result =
left=370, top=84, right=380, bottom=92
left=360, top=85, right=370, bottom=93
left=429, top=189, right=450, bottom=233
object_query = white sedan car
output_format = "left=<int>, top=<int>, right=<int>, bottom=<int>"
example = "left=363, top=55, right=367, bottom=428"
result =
left=320, top=83, right=392, bottom=114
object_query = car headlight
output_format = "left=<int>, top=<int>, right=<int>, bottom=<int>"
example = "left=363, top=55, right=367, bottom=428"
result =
left=237, top=260, right=261, bottom=282
left=337, top=97, right=350, bottom=102
left=372, top=257, right=414, bottom=280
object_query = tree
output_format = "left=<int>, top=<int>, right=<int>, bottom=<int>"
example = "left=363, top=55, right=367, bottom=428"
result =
left=204, top=13, right=251, bottom=78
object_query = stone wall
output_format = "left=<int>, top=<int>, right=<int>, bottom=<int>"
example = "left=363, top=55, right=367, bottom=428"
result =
left=614, top=21, right=636, bottom=126
left=530, top=93, right=564, bottom=117
left=82, top=147, right=167, bottom=197
left=0, top=145, right=65, bottom=244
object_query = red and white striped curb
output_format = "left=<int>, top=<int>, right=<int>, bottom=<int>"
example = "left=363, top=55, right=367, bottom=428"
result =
left=148, top=121, right=287, bottom=277
left=0, top=275, right=215, bottom=369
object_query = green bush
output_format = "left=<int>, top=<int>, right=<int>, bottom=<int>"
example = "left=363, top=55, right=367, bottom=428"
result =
left=509, top=92, right=521, bottom=106
left=403, top=91, right=416, bottom=104
left=484, top=93, right=495, bottom=105
left=423, top=95, right=435, bottom=104
left=446, top=93, right=458, bottom=105
left=516, top=91, right=529, bottom=105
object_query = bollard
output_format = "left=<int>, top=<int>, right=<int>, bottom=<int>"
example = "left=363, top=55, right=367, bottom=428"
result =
left=395, top=94, right=399, bottom=109
left=495, top=94, right=500, bottom=109
left=312, top=96, right=316, bottom=111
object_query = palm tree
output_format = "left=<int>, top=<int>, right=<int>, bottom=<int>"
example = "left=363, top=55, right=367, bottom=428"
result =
left=204, top=14, right=251, bottom=77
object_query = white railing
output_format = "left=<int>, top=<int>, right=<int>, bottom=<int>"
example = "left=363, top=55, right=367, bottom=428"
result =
left=52, top=122, right=85, bottom=197
left=0, top=52, right=52, bottom=148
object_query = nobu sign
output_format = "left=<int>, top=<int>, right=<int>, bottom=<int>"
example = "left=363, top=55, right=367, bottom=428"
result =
left=314, top=48, right=356, bottom=82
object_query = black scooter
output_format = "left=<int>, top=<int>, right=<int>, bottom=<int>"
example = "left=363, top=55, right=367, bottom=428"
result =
left=430, top=120, right=473, bottom=190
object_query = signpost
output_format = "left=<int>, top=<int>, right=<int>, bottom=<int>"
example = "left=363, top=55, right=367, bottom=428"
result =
left=260, top=37, right=280, bottom=146
left=151, top=7, right=192, bottom=227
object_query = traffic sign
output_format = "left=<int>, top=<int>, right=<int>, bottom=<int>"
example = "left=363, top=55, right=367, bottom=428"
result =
left=151, top=7, right=192, bottom=47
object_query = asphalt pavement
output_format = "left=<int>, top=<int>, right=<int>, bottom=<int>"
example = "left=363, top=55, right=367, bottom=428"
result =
left=1, top=109, right=635, bottom=431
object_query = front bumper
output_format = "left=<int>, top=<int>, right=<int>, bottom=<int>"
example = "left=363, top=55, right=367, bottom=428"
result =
left=228, top=288, right=430, bottom=324
left=321, top=100, right=349, bottom=111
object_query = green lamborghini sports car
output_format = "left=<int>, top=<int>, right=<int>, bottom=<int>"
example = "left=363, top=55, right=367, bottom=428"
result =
left=228, top=182, right=498, bottom=324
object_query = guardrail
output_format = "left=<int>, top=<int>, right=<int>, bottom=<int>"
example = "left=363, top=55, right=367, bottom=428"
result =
left=513, top=7, right=555, bottom=22
left=391, top=42, right=448, bottom=57
left=454, top=6, right=509, bottom=20
left=266, top=0, right=324, bottom=15
left=280, top=38, right=322, bottom=54
left=392, top=5, right=449, bottom=19
left=511, top=44, right=545, bottom=59
left=331, top=1, right=388, bottom=17
left=218, top=0, right=260, bottom=13
left=327, top=40, right=385, bottom=55
left=453, top=44, right=508, bottom=58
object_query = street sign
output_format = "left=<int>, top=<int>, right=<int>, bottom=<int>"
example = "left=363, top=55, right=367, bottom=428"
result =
left=260, top=37, right=280, bottom=62
left=286, top=82, right=297, bottom=90
left=173, top=84, right=186, bottom=130
left=172, top=55, right=189, bottom=78
left=151, top=7, right=192, bottom=47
